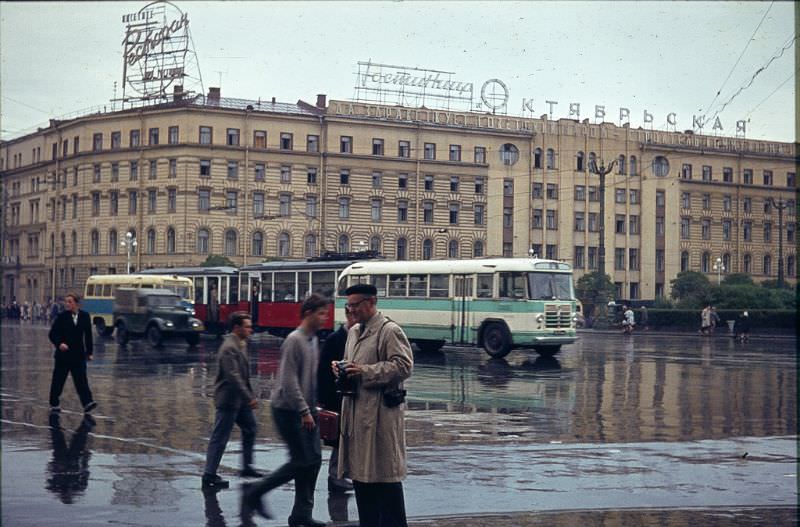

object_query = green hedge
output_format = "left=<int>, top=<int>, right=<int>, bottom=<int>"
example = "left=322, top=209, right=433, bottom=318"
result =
left=646, top=309, right=797, bottom=333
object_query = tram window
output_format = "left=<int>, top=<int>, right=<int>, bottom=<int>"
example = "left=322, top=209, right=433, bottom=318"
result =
left=454, top=276, right=473, bottom=297
left=230, top=276, right=239, bottom=303
left=476, top=274, right=493, bottom=298
left=429, top=274, right=449, bottom=297
left=499, top=272, right=527, bottom=299
left=298, top=272, right=310, bottom=299
left=275, top=272, right=296, bottom=302
left=370, top=275, right=387, bottom=297
left=194, top=277, right=204, bottom=303
left=260, top=273, right=273, bottom=302
left=409, top=274, right=427, bottom=297
left=311, top=271, right=335, bottom=298
left=388, top=275, right=407, bottom=296
left=220, top=277, right=228, bottom=304
left=208, top=277, right=220, bottom=305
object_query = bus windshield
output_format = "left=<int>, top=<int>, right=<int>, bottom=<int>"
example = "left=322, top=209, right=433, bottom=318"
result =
left=528, top=272, right=573, bottom=300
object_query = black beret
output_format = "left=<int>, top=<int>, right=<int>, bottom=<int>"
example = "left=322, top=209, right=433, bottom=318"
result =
left=345, top=283, right=377, bottom=296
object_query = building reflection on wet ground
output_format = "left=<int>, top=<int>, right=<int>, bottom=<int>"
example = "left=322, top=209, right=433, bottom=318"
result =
left=1, top=323, right=796, bottom=526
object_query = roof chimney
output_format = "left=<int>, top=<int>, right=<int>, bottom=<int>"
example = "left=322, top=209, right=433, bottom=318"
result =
left=316, top=94, right=327, bottom=108
left=173, top=85, right=184, bottom=101
left=271, top=97, right=276, bottom=104
left=208, top=87, right=221, bottom=100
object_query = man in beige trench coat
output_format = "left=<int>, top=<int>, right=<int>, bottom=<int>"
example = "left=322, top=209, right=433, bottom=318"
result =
left=337, top=283, right=413, bottom=527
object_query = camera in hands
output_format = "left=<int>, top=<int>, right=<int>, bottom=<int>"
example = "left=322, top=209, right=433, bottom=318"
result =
left=335, top=360, right=357, bottom=397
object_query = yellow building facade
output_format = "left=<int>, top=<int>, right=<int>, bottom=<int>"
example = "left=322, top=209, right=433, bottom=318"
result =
left=0, top=91, right=796, bottom=304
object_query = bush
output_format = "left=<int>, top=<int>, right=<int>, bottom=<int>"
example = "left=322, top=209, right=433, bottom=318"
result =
left=647, top=308, right=796, bottom=334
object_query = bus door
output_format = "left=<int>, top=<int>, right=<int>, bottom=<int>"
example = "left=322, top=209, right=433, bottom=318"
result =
left=451, top=274, right=474, bottom=345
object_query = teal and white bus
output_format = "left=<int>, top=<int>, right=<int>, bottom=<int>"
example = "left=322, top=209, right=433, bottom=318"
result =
left=336, top=258, right=578, bottom=358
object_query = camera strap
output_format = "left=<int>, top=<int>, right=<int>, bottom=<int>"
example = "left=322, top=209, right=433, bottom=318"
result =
left=376, top=318, right=407, bottom=403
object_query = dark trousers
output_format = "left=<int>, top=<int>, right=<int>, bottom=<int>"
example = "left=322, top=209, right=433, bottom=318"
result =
left=204, top=404, right=257, bottom=476
left=352, top=480, right=408, bottom=527
left=49, top=357, right=93, bottom=408
left=248, top=407, right=321, bottom=520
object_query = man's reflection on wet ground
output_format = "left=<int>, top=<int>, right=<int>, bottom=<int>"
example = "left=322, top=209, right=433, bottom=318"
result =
left=46, top=413, right=95, bottom=504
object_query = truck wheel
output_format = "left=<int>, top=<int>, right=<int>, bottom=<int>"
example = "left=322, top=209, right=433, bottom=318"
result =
left=534, top=345, right=561, bottom=357
left=116, top=323, right=129, bottom=345
left=146, top=325, right=163, bottom=347
left=483, top=323, right=512, bottom=358
left=185, top=333, right=200, bottom=346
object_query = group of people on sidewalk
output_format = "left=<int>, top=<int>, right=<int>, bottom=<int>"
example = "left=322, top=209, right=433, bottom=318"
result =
left=202, top=283, right=414, bottom=527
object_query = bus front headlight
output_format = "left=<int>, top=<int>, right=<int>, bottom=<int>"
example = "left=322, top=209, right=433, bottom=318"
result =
left=536, top=314, right=544, bottom=323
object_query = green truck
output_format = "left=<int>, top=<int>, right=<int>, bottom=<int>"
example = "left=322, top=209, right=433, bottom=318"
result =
left=113, top=288, right=204, bottom=347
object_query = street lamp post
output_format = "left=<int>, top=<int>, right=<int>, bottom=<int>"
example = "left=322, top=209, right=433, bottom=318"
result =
left=120, top=231, right=137, bottom=274
left=767, top=197, right=788, bottom=288
left=590, top=159, right=618, bottom=279
left=713, top=256, right=725, bottom=285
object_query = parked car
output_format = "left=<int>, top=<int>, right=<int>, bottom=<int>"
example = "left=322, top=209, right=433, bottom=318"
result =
left=113, top=288, right=204, bottom=346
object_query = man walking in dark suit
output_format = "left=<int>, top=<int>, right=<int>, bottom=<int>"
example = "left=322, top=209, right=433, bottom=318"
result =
left=48, top=292, right=96, bottom=414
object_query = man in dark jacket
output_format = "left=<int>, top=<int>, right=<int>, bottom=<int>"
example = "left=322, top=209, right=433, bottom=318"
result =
left=317, top=307, right=356, bottom=494
left=202, top=312, right=260, bottom=489
left=48, top=293, right=96, bottom=414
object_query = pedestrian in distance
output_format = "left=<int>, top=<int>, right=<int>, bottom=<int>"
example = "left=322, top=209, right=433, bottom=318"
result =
left=242, top=293, right=330, bottom=526
left=48, top=293, right=97, bottom=414
left=317, top=306, right=357, bottom=494
left=710, top=306, right=721, bottom=334
left=202, top=312, right=261, bottom=490
left=639, top=306, right=649, bottom=331
left=621, top=305, right=635, bottom=335
left=734, top=311, right=751, bottom=342
left=700, top=305, right=712, bottom=335
left=337, top=283, right=414, bottom=527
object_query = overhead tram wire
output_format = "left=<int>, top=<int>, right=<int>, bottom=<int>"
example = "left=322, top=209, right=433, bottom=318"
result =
left=701, top=1, right=774, bottom=120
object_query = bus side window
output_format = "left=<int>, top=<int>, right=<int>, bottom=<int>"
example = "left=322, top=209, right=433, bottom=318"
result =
left=388, top=275, right=407, bottom=296
left=86, top=284, right=95, bottom=296
left=370, top=275, right=387, bottom=297
left=408, top=275, right=427, bottom=297
left=499, top=272, right=526, bottom=299
left=102, top=284, right=112, bottom=297
left=430, top=274, right=450, bottom=298
left=476, top=274, right=493, bottom=298
left=453, top=276, right=472, bottom=297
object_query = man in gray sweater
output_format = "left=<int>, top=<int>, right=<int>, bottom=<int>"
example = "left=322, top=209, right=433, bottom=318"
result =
left=242, top=294, right=329, bottom=527
left=202, top=312, right=260, bottom=490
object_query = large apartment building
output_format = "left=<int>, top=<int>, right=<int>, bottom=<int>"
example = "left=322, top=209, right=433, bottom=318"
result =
left=0, top=89, right=796, bottom=304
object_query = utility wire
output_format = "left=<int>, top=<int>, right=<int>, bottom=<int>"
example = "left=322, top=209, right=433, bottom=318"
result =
left=745, top=68, right=798, bottom=119
left=702, top=1, right=774, bottom=118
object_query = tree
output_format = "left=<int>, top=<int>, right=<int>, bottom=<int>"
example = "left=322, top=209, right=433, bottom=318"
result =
left=722, top=273, right=755, bottom=287
left=575, top=271, right=616, bottom=321
left=670, top=271, right=711, bottom=307
left=200, top=254, right=235, bottom=267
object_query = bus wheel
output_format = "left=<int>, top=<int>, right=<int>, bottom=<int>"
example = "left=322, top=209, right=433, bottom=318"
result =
left=416, top=340, right=444, bottom=353
left=116, top=323, right=129, bottom=345
left=483, top=323, right=511, bottom=358
left=146, top=325, right=163, bottom=347
left=534, top=345, right=561, bottom=357
left=185, top=333, right=200, bottom=346
left=95, top=319, right=113, bottom=337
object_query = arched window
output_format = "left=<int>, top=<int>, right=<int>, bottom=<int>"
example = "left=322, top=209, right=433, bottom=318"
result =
left=252, top=231, right=263, bottom=256
left=278, top=232, right=290, bottom=257
left=90, top=230, right=99, bottom=255
left=71, top=231, right=77, bottom=256
left=546, top=148, right=556, bottom=169
left=448, top=239, right=459, bottom=258
left=396, top=237, right=407, bottom=260
left=629, top=155, right=637, bottom=176
left=224, top=229, right=237, bottom=256
left=338, top=234, right=350, bottom=253
left=722, top=252, right=731, bottom=273
left=743, top=253, right=752, bottom=274
left=653, top=156, right=669, bottom=177
left=474, top=240, right=484, bottom=257
left=763, top=254, right=772, bottom=276
left=304, top=233, right=317, bottom=258
left=588, top=152, right=597, bottom=173
left=576, top=151, right=584, bottom=172
left=787, top=255, right=796, bottom=277
left=422, top=238, right=433, bottom=260
left=109, top=229, right=118, bottom=255
left=146, top=228, right=156, bottom=255
left=618, top=155, right=626, bottom=175
left=166, top=228, right=176, bottom=254
left=197, top=228, right=209, bottom=254
left=50, top=233, right=55, bottom=256
left=369, top=235, right=381, bottom=253
left=701, top=251, right=710, bottom=273
left=500, top=143, right=519, bottom=166
left=534, top=148, right=543, bottom=169
left=680, top=250, right=689, bottom=272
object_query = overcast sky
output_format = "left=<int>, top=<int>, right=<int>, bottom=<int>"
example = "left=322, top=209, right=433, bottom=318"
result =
left=1, top=1, right=795, bottom=142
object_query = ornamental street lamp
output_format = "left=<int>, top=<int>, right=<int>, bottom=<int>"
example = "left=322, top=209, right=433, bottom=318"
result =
left=120, top=231, right=137, bottom=274
left=589, top=158, right=618, bottom=279
left=767, top=197, right=788, bottom=288
left=713, top=256, right=725, bottom=285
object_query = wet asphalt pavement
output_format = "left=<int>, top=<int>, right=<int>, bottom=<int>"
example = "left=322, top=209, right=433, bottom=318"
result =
left=1, top=322, right=797, bottom=526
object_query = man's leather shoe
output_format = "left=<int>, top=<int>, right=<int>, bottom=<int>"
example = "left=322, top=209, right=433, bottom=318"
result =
left=201, top=474, right=229, bottom=489
left=328, top=476, right=353, bottom=493
left=241, top=483, right=272, bottom=519
left=239, top=466, right=264, bottom=478
left=288, top=516, right=326, bottom=527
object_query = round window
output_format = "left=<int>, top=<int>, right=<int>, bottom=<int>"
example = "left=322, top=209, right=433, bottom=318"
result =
left=500, top=143, right=519, bottom=166
left=652, top=156, right=670, bottom=177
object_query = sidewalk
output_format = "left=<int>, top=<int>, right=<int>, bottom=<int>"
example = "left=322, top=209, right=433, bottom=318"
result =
left=577, top=327, right=796, bottom=340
